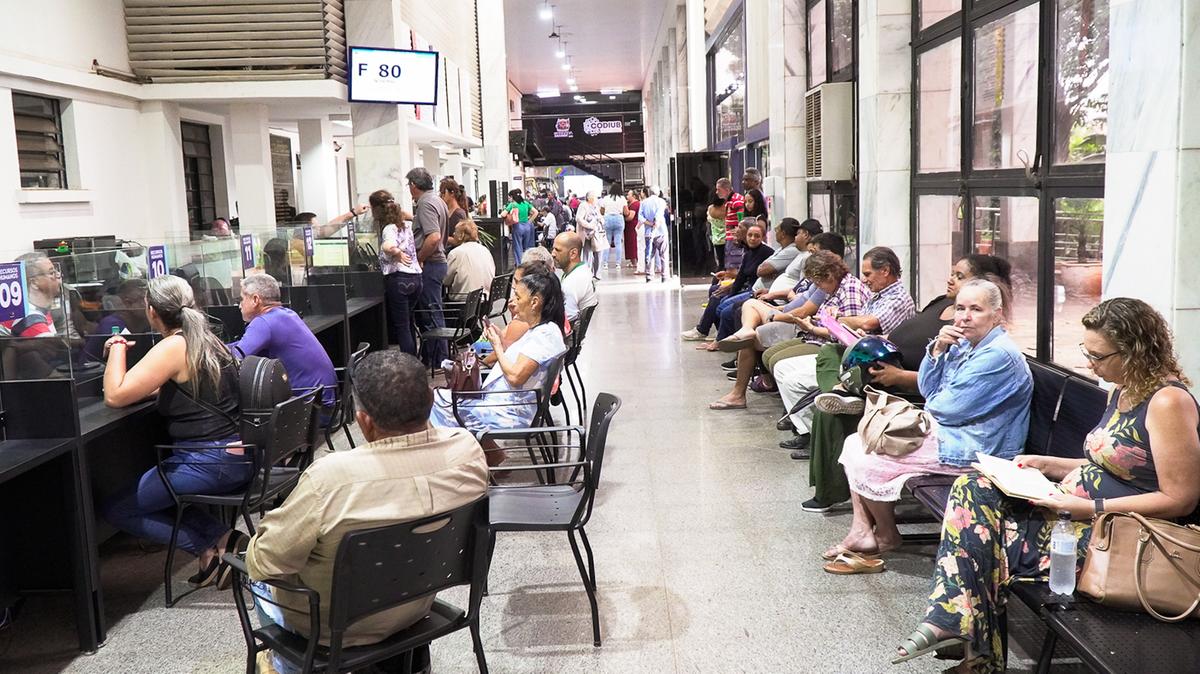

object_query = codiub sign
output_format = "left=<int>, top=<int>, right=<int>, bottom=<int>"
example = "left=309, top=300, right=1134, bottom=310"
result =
left=582, top=116, right=623, bottom=136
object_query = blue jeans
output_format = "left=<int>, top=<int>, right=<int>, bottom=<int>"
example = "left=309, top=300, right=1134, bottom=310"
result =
left=716, top=291, right=754, bottom=339
left=384, top=271, right=422, bottom=355
left=416, top=260, right=448, bottom=367
left=102, top=443, right=251, bottom=557
left=511, top=221, right=534, bottom=265
left=696, top=290, right=751, bottom=336
left=601, top=215, right=624, bottom=267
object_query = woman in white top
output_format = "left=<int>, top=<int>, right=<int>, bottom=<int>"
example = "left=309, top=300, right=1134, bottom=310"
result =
left=378, top=202, right=423, bottom=354
left=574, top=191, right=604, bottom=280
left=598, top=185, right=628, bottom=274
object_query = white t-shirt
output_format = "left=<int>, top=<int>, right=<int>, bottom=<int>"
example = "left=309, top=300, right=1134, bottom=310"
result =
left=558, top=262, right=598, bottom=320
left=599, top=195, right=627, bottom=219
left=768, top=249, right=810, bottom=293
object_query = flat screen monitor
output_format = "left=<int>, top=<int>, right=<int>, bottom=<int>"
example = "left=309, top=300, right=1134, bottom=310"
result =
left=312, top=239, right=350, bottom=267
left=347, top=46, right=440, bottom=105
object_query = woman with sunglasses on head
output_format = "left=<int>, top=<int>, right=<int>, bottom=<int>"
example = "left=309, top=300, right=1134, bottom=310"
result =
left=894, top=298, right=1200, bottom=672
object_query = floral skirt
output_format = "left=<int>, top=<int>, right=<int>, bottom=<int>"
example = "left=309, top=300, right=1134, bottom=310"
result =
left=838, top=429, right=971, bottom=502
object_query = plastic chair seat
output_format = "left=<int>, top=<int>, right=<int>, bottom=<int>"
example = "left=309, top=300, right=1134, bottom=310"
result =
left=179, top=468, right=300, bottom=507
left=421, top=327, right=465, bottom=340
left=259, top=599, right=468, bottom=672
left=488, top=485, right=585, bottom=530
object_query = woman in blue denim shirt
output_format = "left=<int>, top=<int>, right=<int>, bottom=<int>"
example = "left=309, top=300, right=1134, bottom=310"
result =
left=822, top=279, right=1032, bottom=571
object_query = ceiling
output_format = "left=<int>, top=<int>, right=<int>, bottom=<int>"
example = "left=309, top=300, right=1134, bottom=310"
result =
left=503, top=0, right=670, bottom=96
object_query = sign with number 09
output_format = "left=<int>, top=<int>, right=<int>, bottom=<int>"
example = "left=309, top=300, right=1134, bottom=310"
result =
left=0, top=261, right=28, bottom=322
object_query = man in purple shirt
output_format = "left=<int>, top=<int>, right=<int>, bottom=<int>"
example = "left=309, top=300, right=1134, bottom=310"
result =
left=230, top=274, right=337, bottom=408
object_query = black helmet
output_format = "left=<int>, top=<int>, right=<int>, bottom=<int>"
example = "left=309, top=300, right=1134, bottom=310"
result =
left=840, top=335, right=904, bottom=395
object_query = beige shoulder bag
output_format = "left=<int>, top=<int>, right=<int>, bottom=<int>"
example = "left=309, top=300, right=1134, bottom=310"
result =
left=1079, top=511, right=1200, bottom=622
left=856, top=386, right=933, bottom=457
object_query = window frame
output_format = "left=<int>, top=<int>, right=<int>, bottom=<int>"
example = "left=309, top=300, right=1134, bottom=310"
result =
left=909, top=0, right=1107, bottom=365
left=180, top=121, right=217, bottom=233
left=13, top=92, right=69, bottom=190
left=706, top=4, right=748, bottom=148
left=807, top=0, right=857, bottom=89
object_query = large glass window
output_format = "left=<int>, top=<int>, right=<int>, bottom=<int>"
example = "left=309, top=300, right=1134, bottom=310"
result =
left=1054, top=0, right=1110, bottom=165
left=807, top=1, right=827, bottom=88
left=830, top=0, right=855, bottom=76
left=1053, top=197, right=1104, bottom=374
left=13, top=93, right=67, bottom=189
left=711, top=15, right=746, bottom=145
left=181, top=122, right=216, bottom=232
left=917, top=195, right=964, bottom=307
left=972, top=5, right=1040, bottom=170
left=918, top=39, right=962, bottom=173
left=920, top=0, right=961, bottom=30
left=973, top=196, right=1040, bottom=354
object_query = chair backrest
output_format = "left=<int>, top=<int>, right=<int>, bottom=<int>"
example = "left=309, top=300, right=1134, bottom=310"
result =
left=1025, top=358, right=1068, bottom=455
left=584, top=392, right=621, bottom=490
left=536, top=352, right=567, bottom=424
left=451, top=288, right=484, bottom=344
left=565, top=304, right=597, bottom=366
left=333, top=342, right=371, bottom=427
left=255, top=390, right=319, bottom=498
left=1048, top=377, right=1108, bottom=459
left=486, top=272, right=513, bottom=319
left=325, top=497, right=489, bottom=659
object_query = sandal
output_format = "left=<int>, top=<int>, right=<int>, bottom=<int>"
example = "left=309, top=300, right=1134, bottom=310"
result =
left=823, top=552, right=886, bottom=575
left=716, top=335, right=757, bottom=352
left=821, top=544, right=880, bottom=561
left=708, top=400, right=747, bottom=410
left=892, top=624, right=968, bottom=665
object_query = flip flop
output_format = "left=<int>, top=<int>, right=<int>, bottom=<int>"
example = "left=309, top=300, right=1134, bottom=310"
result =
left=823, top=552, right=886, bottom=575
left=695, top=341, right=718, bottom=351
left=821, top=544, right=880, bottom=561
left=708, top=400, right=747, bottom=410
left=717, top=335, right=757, bottom=352
left=892, top=624, right=969, bottom=665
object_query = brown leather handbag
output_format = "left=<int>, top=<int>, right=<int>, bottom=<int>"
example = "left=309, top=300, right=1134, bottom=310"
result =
left=1078, top=511, right=1200, bottom=622
left=857, top=386, right=933, bottom=457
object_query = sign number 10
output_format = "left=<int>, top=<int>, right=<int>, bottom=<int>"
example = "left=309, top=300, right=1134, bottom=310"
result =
left=0, top=280, right=23, bottom=309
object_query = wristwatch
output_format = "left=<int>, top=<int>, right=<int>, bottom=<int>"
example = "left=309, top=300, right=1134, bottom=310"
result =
left=1093, top=498, right=1105, bottom=515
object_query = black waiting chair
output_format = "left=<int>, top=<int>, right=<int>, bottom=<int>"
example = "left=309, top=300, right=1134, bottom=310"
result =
left=223, top=497, right=491, bottom=674
left=481, top=392, right=622, bottom=647
left=556, top=304, right=597, bottom=425
left=323, top=342, right=370, bottom=452
left=485, top=273, right=513, bottom=325
left=158, top=389, right=319, bottom=607
left=418, top=288, right=484, bottom=371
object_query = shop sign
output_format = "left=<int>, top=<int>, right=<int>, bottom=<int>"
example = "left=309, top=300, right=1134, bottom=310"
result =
left=582, top=116, right=623, bottom=136
left=0, top=261, right=27, bottom=322
left=240, top=234, right=255, bottom=271
left=147, top=245, right=168, bottom=278
left=554, top=118, right=573, bottom=139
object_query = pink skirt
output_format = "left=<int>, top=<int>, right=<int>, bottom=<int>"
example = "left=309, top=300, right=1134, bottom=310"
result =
left=838, top=427, right=972, bottom=502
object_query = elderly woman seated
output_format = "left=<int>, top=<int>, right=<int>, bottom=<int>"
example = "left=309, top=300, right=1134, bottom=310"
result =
left=429, top=269, right=567, bottom=437
left=822, top=278, right=1032, bottom=570
left=893, top=298, right=1200, bottom=672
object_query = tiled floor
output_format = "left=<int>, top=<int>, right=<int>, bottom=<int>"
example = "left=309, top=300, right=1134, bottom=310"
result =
left=2, top=269, right=1070, bottom=673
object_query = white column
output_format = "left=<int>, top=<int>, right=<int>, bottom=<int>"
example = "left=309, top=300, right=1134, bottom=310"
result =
left=857, top=0, right=913, bottom=279
left=1103, top=0, right=1200, bottom=381
left=766, top=0, right=808, bottom=220
left=137, top=100, right=189, bottom=241
left=228, top=102, right=274, bottom=235
left=685, top=0, right=707, bottom=151
left=297, top=118, right=339, bottom=224
left=477, top=0, right=512, bottom=189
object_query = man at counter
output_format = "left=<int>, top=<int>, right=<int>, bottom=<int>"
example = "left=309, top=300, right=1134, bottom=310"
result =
left=2, top=252, right=62, bottom=337
left=83, top=279, right=150, bottom=360
left=407, top=166, right=450, bottom=368
left=229, top=273, right=337, bottom=409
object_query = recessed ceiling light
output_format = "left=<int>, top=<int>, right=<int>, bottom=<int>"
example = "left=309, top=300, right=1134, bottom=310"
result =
left=569, top=84, right=579, bottom=92
left=556, top=46, right=565, bottom=59
left=561, top=62, right=570, bottom=71
left=566, top=77, right=576, bottom=85
left=537, top=88, right=561, bottom=98
left=609, top=95, right=616, bottom=100
left=539, top=3, right=552, bottom=20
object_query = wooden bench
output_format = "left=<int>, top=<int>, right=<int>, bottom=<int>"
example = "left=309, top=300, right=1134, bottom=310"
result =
left=903, top=358, right=1200, bottom=672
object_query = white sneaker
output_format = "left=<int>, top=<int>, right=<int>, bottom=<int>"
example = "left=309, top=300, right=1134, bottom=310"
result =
left=680, top=328, right=708, bottom=341
left=814, top=392, right=866, bottom=416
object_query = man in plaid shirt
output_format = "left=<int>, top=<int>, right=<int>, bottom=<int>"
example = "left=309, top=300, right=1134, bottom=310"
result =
left=840, top=247, right=916, bottom=335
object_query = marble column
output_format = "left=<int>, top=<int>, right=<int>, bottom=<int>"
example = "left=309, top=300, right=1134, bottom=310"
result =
left=137, top=101, right=189, bottom=241
left=297, top=118, right=339, bottom=224
left=1103, top=0, right=1200, bottom=381
left=228, top=102, right=275, bottom=235
left=857, top=0, right=913, bottom=287
left=477, top=0, right=513, bottom=192
left=685, top=0, right=707, bottom=151
left=767, top=0, right=808, bottom=220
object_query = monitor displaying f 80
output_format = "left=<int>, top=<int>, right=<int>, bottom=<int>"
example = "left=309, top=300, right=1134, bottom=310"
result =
left=348, top=46, right=440, bottom=105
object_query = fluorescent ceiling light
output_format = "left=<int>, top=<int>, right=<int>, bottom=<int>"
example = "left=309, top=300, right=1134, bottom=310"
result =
left=539, top=4, right=552, bottom=20
left=566, top=77, right=576, bottom=85
left=561, top=62, right=570, bottom=71
left=556, top=46, right=565, bottom=59
left=569, top=84, right=579, bottom=92
left=600, top=87, right=624, bottom=95
left=537, top=88, right=561, bottom=98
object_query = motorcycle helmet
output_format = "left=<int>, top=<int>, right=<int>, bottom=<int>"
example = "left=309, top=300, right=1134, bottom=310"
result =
left=839, top=335, right=904, bottom=395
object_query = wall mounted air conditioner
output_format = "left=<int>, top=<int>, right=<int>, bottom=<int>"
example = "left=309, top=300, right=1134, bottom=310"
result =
left=804, top=82, right=854, bottom=182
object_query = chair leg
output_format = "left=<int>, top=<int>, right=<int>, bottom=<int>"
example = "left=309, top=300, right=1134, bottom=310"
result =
left=571, top=363, right=588, bottom=424
left=567, top=529, right=601, bottom=647
left=578, top=527, right=597, bottom=592
left=470, top=618, right=489, bottom=674
left=342, top=424, right=356, bottom=450
left=564, top=367, right=583, bottom=428
left=483, top=532, right=497, bottom=597
left=324, top=425, right=335, bottom=453
left=164, top=506, right=186, bottom=608
left=1034, top=627, right=1057, bottom=674
left=240, top=506, right=257, bottom=536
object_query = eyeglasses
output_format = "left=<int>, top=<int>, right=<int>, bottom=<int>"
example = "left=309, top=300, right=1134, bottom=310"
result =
left=1078, top=343, right=1120, bottom=363
left=29, top=267, right=62, bottom=279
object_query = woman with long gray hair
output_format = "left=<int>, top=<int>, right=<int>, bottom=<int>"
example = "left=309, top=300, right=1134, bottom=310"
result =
left=100, top=275, right=250, bottom=590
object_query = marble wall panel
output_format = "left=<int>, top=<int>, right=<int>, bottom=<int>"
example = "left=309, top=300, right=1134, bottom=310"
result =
left=1101, top=149, right=1178, bottom=310
left=1107, top=0, right=1183, bottom=153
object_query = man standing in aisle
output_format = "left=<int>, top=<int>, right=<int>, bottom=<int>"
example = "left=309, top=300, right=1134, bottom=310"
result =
left=407, top=167, right=450, bottom=368
left=638, top=187, right=669, bottom=282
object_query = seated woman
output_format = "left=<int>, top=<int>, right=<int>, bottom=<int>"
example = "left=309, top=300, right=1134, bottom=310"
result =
left=894, top=298, right=1200, bottom=672
left=101, top=275, right=249, bottom=588
left=801, top=254, right=1011, bottom=512
left=430, top=270, right=567, bottom=434
left=824, top=278, right=1032, bottom=568
left=682, top=219, right=773, bottom=351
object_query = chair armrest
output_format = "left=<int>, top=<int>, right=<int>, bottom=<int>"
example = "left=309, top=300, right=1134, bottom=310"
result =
left=222, top=553, right=319, bottom=598
left=489, top=460, right=586, bottom=472
left=480, top=425, right=583, bottom=442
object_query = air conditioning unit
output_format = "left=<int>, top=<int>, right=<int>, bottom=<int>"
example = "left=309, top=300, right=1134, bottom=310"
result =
left=804, top=82, right=854, bottom=181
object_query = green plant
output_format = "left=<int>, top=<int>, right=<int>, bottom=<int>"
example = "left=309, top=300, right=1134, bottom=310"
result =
left=1058, top=198, right=1104, bottom=263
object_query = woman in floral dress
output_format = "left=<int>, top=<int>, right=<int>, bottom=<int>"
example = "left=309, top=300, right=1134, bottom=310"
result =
left=895, top=298, right=1200, bottom=672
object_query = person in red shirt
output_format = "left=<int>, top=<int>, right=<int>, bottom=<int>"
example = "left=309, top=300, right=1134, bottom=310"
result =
left=715, top=178, right=745, bottom=270
left=2, top=251, right=61, bottom=337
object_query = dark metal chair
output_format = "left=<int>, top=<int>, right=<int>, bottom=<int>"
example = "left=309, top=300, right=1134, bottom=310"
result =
left=322, top=342, right=370, bottom=452
left=223, top=497, right=491, bottom=674
left=418, top=288, right=484, bottom=371
left=481, top=392, right=621, bottom=647
left=485, top=272, right=513, bottom=325
left=556, top=304, right=597, bottom=425
left=158, top=389, right=319, bottom=608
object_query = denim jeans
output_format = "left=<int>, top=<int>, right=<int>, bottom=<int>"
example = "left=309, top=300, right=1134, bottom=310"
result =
left=696, top=290, right=749, bottom=336
left=511, top=221, right=534, bottom=265
left=102, top=443, right=251, bottom=557
left=601, top=215, right=624, bottom=267
left=416, top=261, right=449, bottom=367
left=384, top=271, right=422, bottom=355
left=716, top=291, right=754, bottom=340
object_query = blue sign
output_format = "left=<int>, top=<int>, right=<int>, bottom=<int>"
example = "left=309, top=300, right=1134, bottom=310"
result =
left=0, top=261, right=28, bottom=322
left=303, top=226, right=314, bottom=258
left=346, top=221, right=356, bottom=258
left=240, top=234, right=255, bottom=270
left=147, top=245, right=168, bottom=278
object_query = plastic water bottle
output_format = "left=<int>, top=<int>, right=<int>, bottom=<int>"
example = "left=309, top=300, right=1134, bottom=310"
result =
left=1049, top=511, right=1077, bottom=595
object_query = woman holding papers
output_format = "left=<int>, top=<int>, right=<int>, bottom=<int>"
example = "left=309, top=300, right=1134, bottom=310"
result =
left=824, top=278, right=1032, bottom=570
left=894, top=298, right=1200, bottom=672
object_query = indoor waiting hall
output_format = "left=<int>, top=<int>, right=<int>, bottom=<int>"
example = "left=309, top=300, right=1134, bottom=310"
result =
left=0, top=0, right=1198, bottom=673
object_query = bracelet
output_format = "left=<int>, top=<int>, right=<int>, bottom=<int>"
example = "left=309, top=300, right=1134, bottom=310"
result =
left=1094, top=497, right=1105, bottom=515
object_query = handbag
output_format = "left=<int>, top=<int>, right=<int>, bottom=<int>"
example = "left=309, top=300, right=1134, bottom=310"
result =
left=591, top=228, right=610, bottom=252
left=444, top=348, right=481, bottom=395
left=1078, top=511, right=1200, bottom=622
left=856, top=386, right=932, bottom=457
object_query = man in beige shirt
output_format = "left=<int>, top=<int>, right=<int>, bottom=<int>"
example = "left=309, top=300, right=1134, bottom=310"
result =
left=246, top=350, right=488, bottom=671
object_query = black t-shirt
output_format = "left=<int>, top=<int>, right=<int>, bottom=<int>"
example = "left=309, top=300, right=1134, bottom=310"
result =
left=888, top=295, right=954, bottom=371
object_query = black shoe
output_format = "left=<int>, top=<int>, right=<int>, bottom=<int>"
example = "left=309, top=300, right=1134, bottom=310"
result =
left=720, top=359, right=737, bottom=372
left=726, top=371, right=737, bottom=381
left=801, top=498, right=836, bottom=513
left=188, top=556, right=221, bottom=587
left=790, top=448, right=812, bottom=460
left=776, top=416, right=795, bottom=432
left=780, top=433, right=810, bottom=451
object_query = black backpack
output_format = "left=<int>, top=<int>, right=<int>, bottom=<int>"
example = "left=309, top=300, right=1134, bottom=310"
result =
left=235, top=354, right=293, bottom=454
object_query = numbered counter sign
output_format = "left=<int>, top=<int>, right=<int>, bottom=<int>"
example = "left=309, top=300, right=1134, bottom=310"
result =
left=241, top=234, right=255, bottom=271
left=147, top=245, right=168, bottom=279
left=346, top=222, right=356, bottom=258
left=0, top=261, right=28, bottom=322
left=303, top=227, right=315, bottom=258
